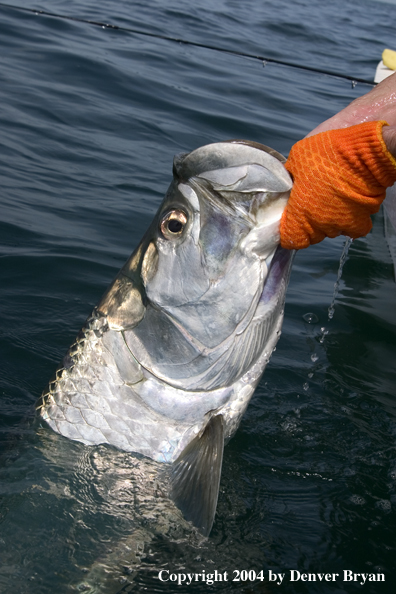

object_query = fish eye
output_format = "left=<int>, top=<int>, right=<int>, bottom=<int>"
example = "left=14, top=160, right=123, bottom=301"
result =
left=160, top=210, right=188, bottom=240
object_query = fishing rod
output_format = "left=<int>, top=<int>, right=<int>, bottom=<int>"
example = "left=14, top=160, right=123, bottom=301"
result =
left=0, top=2, right=376, bottom=87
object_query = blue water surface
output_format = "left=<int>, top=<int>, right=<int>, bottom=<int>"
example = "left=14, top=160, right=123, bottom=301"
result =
left=0, top=0, right=396, bottom=592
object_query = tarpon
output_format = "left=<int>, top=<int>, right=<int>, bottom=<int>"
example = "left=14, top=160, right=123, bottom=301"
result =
left=36, top=140, right=294, bottom=536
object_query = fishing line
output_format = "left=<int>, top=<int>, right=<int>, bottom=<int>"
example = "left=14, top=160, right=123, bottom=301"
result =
left=0, top=1, right=376, bottom=87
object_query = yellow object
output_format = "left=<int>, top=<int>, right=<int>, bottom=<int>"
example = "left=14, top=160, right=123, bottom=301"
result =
left=382, top=48, right=396, bottom=71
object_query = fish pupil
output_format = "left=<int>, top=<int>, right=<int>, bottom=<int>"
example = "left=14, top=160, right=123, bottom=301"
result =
left=160, top=209, right=187, bottom=238
left=168, top=219, right=183, bottom=233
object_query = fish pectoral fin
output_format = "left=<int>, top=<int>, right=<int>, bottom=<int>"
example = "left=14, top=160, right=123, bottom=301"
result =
left=170, top=415, right=224, bottom=537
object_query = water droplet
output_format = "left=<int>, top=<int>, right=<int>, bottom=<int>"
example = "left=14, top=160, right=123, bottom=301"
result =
left=303, top=382, right=309, bottom=391
left=281, top=418, right=298, bottom=432
left=308, top=372, right=313, bottom=378
left=303, top=312, right=319, bottom=324
left=350, top=494, right=366, bottom=505
left=311, top=353, right=319, bottom=363
left=376, top=499, right=391, bottom=511
left=319, top=327, right=329, bottom=344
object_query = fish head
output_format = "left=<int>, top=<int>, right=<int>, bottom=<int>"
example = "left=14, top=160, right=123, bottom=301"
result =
left=97, top=140, right=293, bottom=390
left=147, top=140, right=292, bottom=301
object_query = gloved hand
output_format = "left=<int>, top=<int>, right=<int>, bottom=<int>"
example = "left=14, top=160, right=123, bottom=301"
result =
left=280, top=121, right=396, bottom=250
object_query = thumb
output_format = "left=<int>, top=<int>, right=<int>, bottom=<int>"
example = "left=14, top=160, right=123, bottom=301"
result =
left=382, top=124, right=396, bottom=158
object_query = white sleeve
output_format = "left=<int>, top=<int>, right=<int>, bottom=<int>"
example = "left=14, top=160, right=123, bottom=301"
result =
left=384, top=184, right=396, bottom=279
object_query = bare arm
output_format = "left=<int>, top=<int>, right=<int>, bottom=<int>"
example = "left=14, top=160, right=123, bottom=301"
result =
left=307, top=72, right=396, bottom=156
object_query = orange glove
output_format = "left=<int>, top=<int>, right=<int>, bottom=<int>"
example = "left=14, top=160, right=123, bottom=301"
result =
left=280, top=121, right=396, bottom=249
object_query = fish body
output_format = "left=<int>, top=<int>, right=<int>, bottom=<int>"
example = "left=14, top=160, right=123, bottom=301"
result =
left=37, top=140, right=293, bottom=534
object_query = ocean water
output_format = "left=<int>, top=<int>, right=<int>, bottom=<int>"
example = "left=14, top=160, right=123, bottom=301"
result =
left=0, top=0, right=396, bottom=592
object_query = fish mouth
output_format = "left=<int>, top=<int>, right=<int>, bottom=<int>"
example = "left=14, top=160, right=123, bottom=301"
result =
left=174, top=139, right=289, bottom=182
left=173, top=139, right=292, bottom=228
